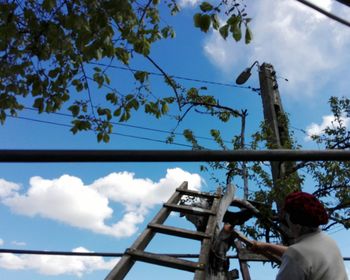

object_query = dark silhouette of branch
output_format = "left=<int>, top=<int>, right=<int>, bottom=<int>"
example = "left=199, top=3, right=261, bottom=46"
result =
left=145, top=55, right=182, bottom=110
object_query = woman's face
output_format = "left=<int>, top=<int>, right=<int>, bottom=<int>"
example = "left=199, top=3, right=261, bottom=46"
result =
left=283, top=213, right=302, bottom=240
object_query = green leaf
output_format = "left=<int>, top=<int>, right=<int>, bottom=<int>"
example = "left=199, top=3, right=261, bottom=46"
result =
left=120, top=111, right=130, bottom=122
left=134, top=40, right=150, bottom=56
left=96, top=48, right=103, bottom=60
left=115, top=48, right=130, bottom=64
left=0, top=110, right=6, bottom=125
left=199, top=14, right=211, bottom=33
left=219, top=25, right=229, bottom=40
left=232, top=23, right=242, bottom=42
left=211, top=14, right=220, bottom=30
left=245, top=26, right=253, bottom=44
left=161, top=102, right=168, bottom=114
left=106, top=93, right=118, bottom=105
left=97, top=132, right=103, bottom=142
left=200, top=2, right=213, bottom=12
left=68, top=105, right=80, bottom=117
left=134, top=71, right=149, bottom=83
left=42, top=0, right=56, bottom=12
left=114, top=107, right=122, bottom=116
left=193, top=13, right=202, bottom=28
left=33, top=98, right=44, bottom=113
left=103, top=133, right=110, bottom=143
left=129, top=99, right=139, bottom=110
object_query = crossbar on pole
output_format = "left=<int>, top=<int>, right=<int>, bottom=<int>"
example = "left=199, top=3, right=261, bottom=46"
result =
left=0, top=149, right=349, bottom=162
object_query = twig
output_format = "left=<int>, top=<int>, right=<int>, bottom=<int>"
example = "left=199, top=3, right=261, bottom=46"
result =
left=145, top=55, right=182, bottom=110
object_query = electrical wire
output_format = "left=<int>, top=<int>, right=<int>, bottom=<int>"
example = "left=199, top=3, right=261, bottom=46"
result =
left=23, top=107, right=233, bottom=144
left=89, top=62, right=259, bottom=91
left=295, top=0, right=350, bottom=27
left=335, top=0, right=350, bottom=8
left=6, top=115, right=194, bottom=148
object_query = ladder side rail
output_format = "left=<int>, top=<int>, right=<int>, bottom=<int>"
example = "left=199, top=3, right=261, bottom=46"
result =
left=105, top=182, right=188, bottom=280
left=194, top=187, right=222, bottom=280
left=235, top=240, right=251, bottom=280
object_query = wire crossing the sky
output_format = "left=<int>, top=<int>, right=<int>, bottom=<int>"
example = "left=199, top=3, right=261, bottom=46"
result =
left=89, top=62, right=260, bottom=91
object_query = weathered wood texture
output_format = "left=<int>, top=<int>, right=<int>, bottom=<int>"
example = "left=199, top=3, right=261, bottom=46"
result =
left=205, top=184, right=236, bottom=280
left=235, top=241, right=251, bottom=280
left=194, top=187, right=223, bottom=280
left=105, top=182, right=188, bottom=280
left=126, top=249, right=202, bottom=272
left=148, top=223, right=211, bottom=241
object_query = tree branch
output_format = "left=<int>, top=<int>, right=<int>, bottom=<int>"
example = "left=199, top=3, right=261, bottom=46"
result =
left=80, top=63, right=96, bottom=118
left=184, top=101, right=242, bottom=117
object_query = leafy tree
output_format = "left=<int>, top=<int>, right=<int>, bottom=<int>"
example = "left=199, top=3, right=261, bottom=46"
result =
left=184, top=97, right=350, bottom=242
left=0, top=0, right=252, bottom=142
left=1, top=1, right=348, bottom=244
left=306, top=97, right=350, bottom=231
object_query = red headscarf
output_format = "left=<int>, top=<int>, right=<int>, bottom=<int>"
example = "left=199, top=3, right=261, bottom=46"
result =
left=284, top=192, right=328, bottom=227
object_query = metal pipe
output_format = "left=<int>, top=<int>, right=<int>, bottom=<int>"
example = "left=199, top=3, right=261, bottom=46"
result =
left=0, top=149, right=349, bottom=162
left=0, top=249, right=349, bottom=261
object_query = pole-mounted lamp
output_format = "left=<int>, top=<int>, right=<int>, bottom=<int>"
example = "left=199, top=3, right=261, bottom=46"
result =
left=235, top=61, right=259, bottom=85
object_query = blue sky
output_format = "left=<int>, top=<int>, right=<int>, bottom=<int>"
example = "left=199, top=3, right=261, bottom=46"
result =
left=1, top=0, right=350, bottom=279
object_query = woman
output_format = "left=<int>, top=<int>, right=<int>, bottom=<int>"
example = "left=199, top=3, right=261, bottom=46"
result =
left=253, top=192, right=348, bottom=280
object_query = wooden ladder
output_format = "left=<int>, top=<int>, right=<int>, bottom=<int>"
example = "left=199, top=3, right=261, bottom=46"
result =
left=105, top=181, right=223, bottom=280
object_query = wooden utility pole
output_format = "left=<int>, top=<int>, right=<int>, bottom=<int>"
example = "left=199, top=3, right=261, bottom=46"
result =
left=258, top=63, right=301, bottom=211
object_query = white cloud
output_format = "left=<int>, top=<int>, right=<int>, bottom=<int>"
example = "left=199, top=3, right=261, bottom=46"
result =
left=0, top=247, right=118, bottom=277
left=1, top=168, right=203, bottom=238
left=305, top=114, right=350, bottom=141
left=179, top=0, right=200, bottom=8
left=0, top=179, right=20, bottom=198
left=203, top=0, right=350, bottom=98
left=309, top=0, right=332, bottom=13
left=3, top=175, right=114, bottom=237
left=11, top=241, right=26, bottom=247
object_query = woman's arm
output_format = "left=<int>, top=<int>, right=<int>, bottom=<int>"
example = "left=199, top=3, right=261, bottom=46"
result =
left=251, top=241, right=288, bottom=258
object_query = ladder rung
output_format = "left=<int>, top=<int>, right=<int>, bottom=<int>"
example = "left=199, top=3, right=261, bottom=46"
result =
left=148, top=223, right=211, bottom=240
left=164, top=203, right=216, bottom=216
left=176, top=188, right=220, bottom=199
left=126, top=249, right=204, bottom=272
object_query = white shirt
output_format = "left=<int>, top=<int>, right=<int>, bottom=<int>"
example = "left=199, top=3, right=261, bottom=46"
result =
left=276, top=230, right=348, bottom=280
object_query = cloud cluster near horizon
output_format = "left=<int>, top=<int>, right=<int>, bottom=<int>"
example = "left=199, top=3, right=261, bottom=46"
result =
left=202, top=0, right=350, bottom=98
left=0, top=168, right=202, bottom=238
left=0, top=168, right=202, bottom=276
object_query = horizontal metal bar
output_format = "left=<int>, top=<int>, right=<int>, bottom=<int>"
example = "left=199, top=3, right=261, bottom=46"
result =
left=0, top=149, right=350, bottom=162
left=0, top=249, right=349, bottom=261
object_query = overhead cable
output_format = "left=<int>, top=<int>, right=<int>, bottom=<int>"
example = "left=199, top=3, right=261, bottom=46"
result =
left=89, top=62, right=259, bottom=91
left=7, top=115, right=193, bottom=148
left=23, top=107, right=233, bottom=144
left=295, top=0, right=350, bottom=27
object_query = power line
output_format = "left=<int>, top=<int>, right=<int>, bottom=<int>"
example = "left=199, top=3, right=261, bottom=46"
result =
left=23, top=107, right=234, bottom=145
left=89, top=62, right=259, bottom=91
left=295, top=0, right=350, bottom=27
left=335, top=0, right=350, bottom=8
left=7, top=115, right=194, bottom=148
